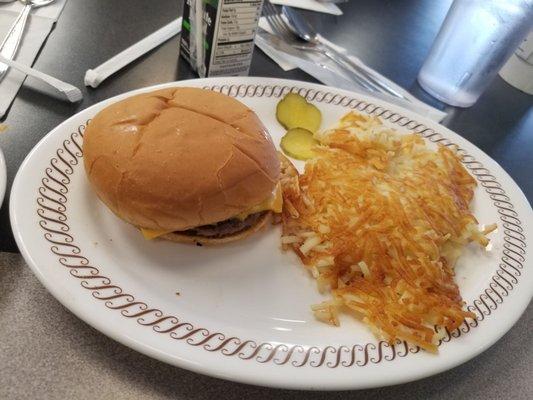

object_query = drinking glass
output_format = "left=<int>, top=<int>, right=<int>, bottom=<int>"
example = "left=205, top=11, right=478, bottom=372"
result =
left=417, top=0, right=533, bottom=107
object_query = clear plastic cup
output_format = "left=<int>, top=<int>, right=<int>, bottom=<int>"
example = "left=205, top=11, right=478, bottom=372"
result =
left=417, top=0, right=533, bottom=107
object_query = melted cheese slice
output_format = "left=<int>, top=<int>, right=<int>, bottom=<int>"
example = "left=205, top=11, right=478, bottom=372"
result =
left=140, top=227, right=175, bottom=240
left=140, top=183, right=283, bottom=240
left=235, top=182, right=283, bottom=220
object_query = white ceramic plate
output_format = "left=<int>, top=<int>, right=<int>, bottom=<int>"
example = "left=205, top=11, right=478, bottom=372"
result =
left=0, top=147, right=6, bottom=208
left=10, top=78, right=533, bottom=390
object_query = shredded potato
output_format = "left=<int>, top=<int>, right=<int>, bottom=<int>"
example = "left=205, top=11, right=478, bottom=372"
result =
left=280, top=112, right=495, bottom=352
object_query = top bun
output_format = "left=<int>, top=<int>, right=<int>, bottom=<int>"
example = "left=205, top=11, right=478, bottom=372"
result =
left=83, top=87, right=280, bottom=231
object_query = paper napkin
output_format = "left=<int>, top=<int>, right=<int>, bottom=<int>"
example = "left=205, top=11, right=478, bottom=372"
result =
left=0, top=0, right=67, bottom=118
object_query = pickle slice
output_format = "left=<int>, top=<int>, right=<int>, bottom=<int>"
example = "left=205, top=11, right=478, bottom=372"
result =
left=276, top=93, right=322, bottom=133
left=280, top=128, right=319, bottom=160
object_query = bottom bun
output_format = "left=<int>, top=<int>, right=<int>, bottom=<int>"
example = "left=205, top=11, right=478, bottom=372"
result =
left=160, top=212, right=271, bottom=246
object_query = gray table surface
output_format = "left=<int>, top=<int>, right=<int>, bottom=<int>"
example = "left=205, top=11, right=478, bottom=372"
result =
left=0, top=0, right=532, bottom=398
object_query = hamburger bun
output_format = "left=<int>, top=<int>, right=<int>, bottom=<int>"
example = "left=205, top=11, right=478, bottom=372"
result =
left=83, top=87, right=280, bottom=242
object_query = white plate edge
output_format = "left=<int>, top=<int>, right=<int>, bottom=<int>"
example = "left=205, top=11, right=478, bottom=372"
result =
left=8, top=77, right=533, bottom=390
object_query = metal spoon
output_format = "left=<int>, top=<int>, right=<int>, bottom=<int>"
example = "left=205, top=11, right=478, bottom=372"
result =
left=281, top=6, right=407, bottom=100
left=0, top=0, right=56, bottom=80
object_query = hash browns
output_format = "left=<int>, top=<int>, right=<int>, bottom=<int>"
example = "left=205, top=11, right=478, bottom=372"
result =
left=280, top=112, right=495, bottom=352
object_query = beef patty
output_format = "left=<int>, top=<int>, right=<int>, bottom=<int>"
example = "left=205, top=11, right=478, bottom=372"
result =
left=178, top=212, right=267, bottom=238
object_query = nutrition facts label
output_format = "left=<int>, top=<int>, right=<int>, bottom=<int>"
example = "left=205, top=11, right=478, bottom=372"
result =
left=209, top=0, right=263, bottom=76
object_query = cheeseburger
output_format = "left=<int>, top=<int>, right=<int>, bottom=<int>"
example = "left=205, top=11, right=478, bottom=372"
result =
left=83, top=87, right=281, bottom=245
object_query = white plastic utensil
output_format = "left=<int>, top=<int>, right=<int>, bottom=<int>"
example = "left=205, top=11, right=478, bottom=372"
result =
left=0, top=55, right=82, bottom=102
left=84, top=17, right=182, bottom=88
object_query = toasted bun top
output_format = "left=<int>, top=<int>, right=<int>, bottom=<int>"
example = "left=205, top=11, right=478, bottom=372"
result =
left=82, top=87, right=280, bottom=231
